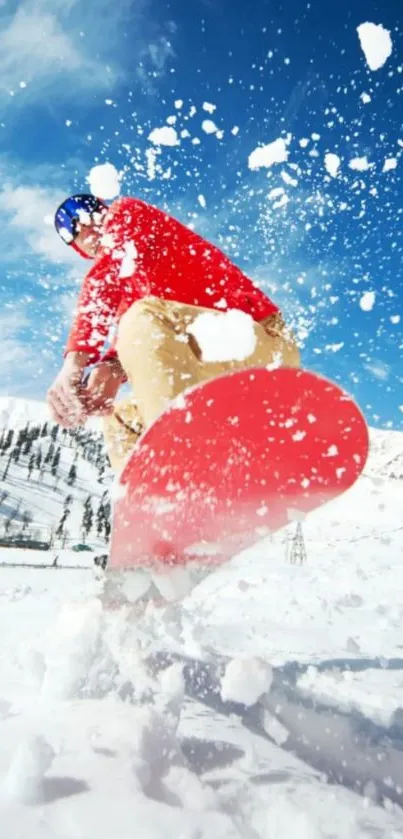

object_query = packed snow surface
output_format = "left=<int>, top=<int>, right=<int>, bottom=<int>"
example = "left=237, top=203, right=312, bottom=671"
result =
left=1, top=408, right=403, bottom=835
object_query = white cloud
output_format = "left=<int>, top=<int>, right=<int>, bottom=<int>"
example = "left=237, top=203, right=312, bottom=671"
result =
left=0, top=182, right=82, bottom=267
left=0, top=0, right=176, bottom=105
left=0, top=6, right=117, bottom=101
left=0, top=309, right=34, bottom=394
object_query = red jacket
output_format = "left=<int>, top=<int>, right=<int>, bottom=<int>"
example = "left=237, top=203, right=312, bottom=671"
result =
left=65, top=197, right=278, bottom=364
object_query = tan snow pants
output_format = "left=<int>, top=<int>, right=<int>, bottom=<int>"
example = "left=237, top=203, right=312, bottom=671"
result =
left=103, top=296, right=300, bottom=472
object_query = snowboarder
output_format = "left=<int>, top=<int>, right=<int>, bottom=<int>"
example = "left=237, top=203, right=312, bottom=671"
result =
left=47, top=193, right=300, bottom=472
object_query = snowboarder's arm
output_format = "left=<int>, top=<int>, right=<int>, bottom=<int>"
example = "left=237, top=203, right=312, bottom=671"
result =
left=64, top=256, right=122, bottom=365
left=64, top=197, right=148, bottom=367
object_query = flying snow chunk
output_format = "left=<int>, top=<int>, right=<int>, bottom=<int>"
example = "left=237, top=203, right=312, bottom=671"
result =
left=202, top=101, right=216, bottom=113
left=197, top=194, right=207, bottom=208
left=348, top=156, right=373, bottom=171
left=359, top=290, right=376, bottom=311
left=357, top=23, right=392, bottom=71
left=281, top=170, right=298, bottom=187
left=325, top=152, right=341, bottom=178
left=361, top=92, right=371, bottom=104
left=148, top=126, right=179, bottom=146
left=268, top=187, right=285, bottom=201
left=119, top=241, right=138, bottom=278
left=248, top=137, right=290, bottom=170
left=383, top=157, right=397, bottom=172
left=273, top=193, right=289, bottom=210
left=220, top=657, right=273, bottom=706
left=202, top=119, right=218, bottom=135
left=187, top=309, right=257, bottom=362
left=87, top=162, right=121, bottom=199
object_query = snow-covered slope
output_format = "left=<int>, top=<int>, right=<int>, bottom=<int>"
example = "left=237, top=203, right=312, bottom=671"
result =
left=1, top=476, right=403, bottom=836
left=0, top=397, right=110, bottom=553
left=1, top=398, right=403, bottom=836
left=1, top=397, right=402, bottom=553
left=366, top=427, right=403, bottom=479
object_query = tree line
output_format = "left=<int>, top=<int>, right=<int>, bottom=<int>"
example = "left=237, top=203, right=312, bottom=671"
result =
left=0, top=419, right=111, bottom=549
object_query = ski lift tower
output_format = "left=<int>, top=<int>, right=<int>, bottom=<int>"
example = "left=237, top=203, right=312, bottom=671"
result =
left=288, top=522, right=307, bottom=565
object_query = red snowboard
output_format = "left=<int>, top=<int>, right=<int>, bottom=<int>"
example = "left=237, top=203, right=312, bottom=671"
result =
left=109, top=368, right=369, bottom=570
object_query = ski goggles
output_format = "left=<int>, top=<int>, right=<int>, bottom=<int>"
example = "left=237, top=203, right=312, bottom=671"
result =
left=54, top=194, right=107, bottom=245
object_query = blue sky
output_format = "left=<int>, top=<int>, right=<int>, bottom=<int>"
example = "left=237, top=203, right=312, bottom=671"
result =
left=0, top=0, right=401, bottom=429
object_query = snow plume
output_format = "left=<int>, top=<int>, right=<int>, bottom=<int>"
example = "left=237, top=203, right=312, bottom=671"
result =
left=248, top=136, right=290, bottom=170
left=87, top=162, right=121, bottom=200
left=357, top=23, right=393, bottom=71
left=187, top=309, right=257, bottom=362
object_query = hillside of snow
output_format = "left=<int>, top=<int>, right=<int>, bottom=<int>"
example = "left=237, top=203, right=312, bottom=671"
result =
left=0, top=397, right=403, bottom=836
left=367, top=427, right=403, bottom=479
left=0, top=396, right=111, bottom=557
left=1, top=395, right=402, bottom=560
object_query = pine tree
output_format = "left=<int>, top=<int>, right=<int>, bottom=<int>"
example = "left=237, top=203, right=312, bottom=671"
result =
left=12, top=436, right=23, bottom=463
left=67, top=464, right=77, bottom=486
left=64, top=494, right=73, bottom=512
left=44, top=442, right=55, bottom=465
left=22, top=432, right=34, bottom=456
left=96, top=502, right=105, bottom=539
left=3, top=430, right=14, bottom=452
left=82, top=496, right=93, bottom=542
left=51, top=449, right=61, bottom=477
left=55, top=510, right=68, bottom=545
left=28, top=454, right=35, bottom=479
left=2, top=450, right=15, bottom=480
left=22, top=511, right=32, bottom=534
